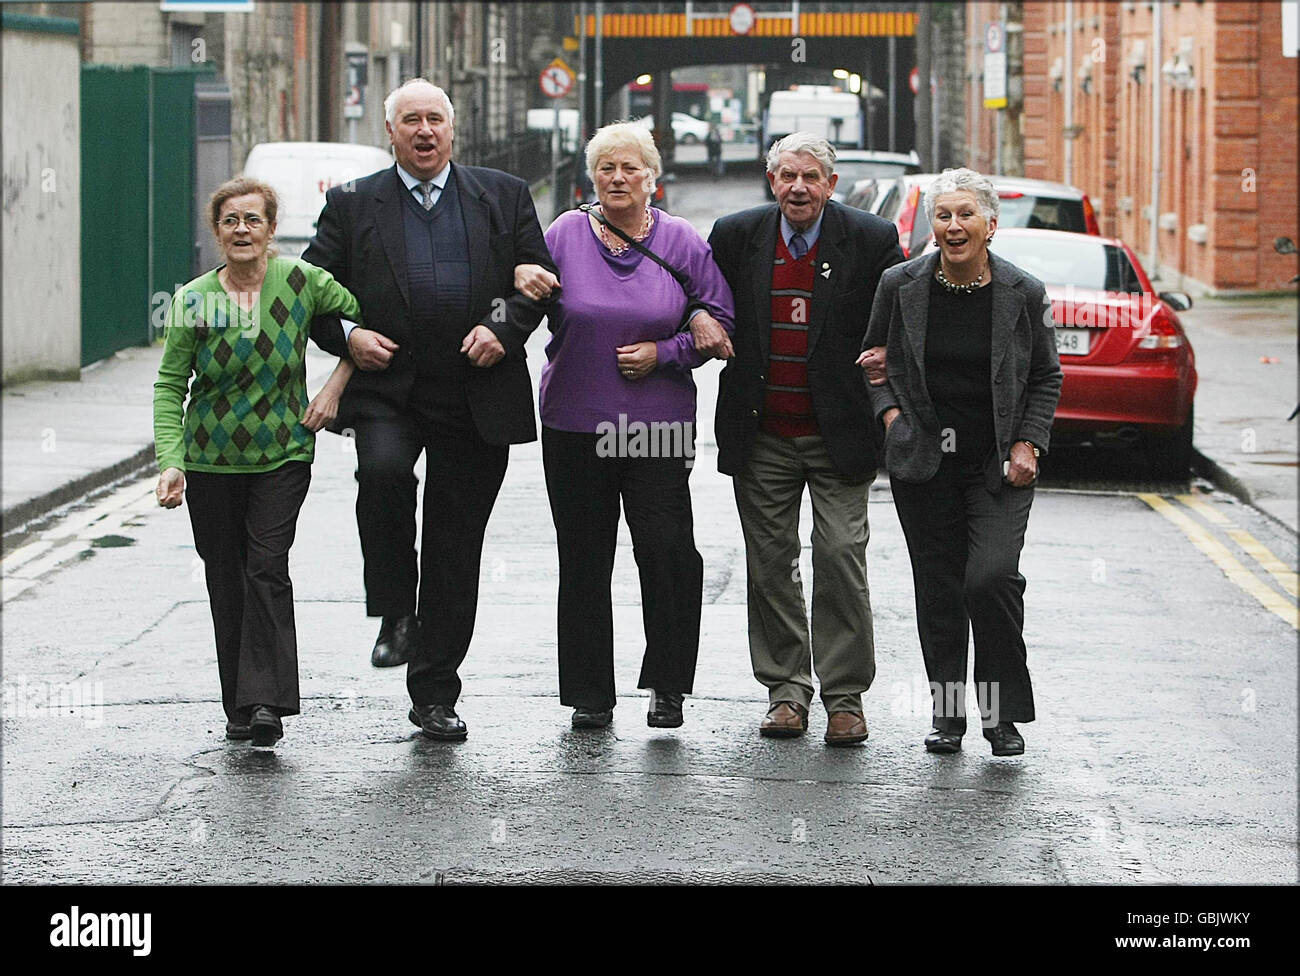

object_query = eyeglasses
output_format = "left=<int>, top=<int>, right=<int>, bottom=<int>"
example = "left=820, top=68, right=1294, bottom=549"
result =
left=218, top=213, right=267, bottom=229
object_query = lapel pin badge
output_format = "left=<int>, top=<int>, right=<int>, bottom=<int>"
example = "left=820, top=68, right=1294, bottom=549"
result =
left=821, top=264, right=832, bottom=279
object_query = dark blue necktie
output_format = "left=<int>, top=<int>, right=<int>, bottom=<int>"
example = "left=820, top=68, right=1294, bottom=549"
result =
left=790, top=232, right=808, bottom=260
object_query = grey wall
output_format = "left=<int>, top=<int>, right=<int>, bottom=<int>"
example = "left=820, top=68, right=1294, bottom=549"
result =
left=3, top=17, right=82, bottom=383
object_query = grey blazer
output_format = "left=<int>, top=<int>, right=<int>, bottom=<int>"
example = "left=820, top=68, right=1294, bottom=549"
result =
left=862, top=249, right=1063, bottom=493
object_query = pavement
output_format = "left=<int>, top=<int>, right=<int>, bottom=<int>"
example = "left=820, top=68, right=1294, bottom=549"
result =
left=3, top=217, right=1295, bottom=540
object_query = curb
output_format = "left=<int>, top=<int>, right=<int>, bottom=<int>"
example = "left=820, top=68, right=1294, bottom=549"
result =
left=1191, top=447, right=1253, bottom=506
left=1, top=444, right=155, bottom=539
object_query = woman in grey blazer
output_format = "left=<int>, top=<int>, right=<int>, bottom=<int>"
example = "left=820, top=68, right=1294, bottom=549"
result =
left=859, top=168, right=1062, bottom=756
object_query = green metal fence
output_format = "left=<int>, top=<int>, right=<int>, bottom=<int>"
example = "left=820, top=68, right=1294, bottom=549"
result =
left=80, top=65, right=212, bottom=366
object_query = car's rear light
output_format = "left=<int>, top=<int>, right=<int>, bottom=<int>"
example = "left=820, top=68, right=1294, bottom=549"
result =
left=897, top=185, right=922, bottom=257
left=1134, top=307, right=1185, bottom=356
left=997, top=190, right=1024, bottom=198
left=654, top=183, right=664, bottom=202
left=1082, top=195, right=1100, bottom=234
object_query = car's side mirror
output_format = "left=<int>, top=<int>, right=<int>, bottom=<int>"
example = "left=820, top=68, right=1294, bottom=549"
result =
left=1159, top=291, right=1193, bottom=311
left=660, top=172, right=679, bottom=184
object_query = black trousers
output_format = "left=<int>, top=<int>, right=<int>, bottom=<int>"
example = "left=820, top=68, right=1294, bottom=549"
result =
left=542, top=426, right=704, bottom=710
left=890, top=457, right=1037, bottom=733
left=186, top=461, right=312, bottom=722
left=352, top=400, right=508, bottom=707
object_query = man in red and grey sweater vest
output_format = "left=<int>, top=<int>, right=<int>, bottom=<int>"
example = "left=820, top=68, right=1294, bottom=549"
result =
left=708, top=133, right=904, bottom=745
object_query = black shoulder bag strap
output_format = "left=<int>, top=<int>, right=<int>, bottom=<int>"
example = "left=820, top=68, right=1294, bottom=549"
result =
left=579, top=204, right=707, bottom=329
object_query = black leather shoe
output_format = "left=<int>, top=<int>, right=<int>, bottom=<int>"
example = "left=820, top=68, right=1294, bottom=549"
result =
left=225, top=720, right=251, bottom=741
left=924, top=728, right=963, bottom=754
left=983, top=722, right=1025, bottom=756
left=408, top=704, right=468, bottom=741
left=647, top=690, right=684, bottom=728
left=372, top=614, right=419, bottom=668
left=248, top=706, right=283, bottom=746
left=571, top=706, right=613, bottom=729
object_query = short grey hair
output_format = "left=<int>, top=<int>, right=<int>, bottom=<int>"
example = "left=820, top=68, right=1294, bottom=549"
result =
left=585, top=120, right=662, bottom=187
left=765, top=133, right=836, bottom=178
left=384, top=78, right=455, bottom=126
left=923, top=167, right=999, bottom=224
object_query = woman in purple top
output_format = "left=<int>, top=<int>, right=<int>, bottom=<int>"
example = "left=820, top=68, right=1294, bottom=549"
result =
left=520, top=120, right=735, bottom=731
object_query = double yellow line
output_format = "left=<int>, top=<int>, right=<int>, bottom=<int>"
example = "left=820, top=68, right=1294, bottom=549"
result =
left=1139, top=493, right=1298, bottom=630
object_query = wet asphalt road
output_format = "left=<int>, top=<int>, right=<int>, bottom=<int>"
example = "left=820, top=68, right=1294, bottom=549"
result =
left=2, top=172, right=1295, bottom=884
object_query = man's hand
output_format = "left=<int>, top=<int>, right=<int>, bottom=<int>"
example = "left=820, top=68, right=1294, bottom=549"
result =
left=882, top=407, right=901, bottom=432
left=856, top=345, right=888, bottom=386
left=348, top=328, right=399, bottom=371
left=462, top=324, right=505, bottom=367
left=156, top=467, right=185, bottom=509
left=514, top=263, right=560, bottom=300
left=616, top=341, right=658, bottom=380
left=1005, top=440, right=1039, bottom=487
left=689, top=311, right=734, bottom=360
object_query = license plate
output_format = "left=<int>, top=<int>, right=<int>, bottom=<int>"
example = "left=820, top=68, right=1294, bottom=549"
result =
left=1055, top=328, right=1091, bottom=355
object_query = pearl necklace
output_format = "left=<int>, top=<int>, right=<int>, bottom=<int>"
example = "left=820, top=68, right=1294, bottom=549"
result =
left=598, top=206, right=653, bottom=256
left=936, top=264, right=987, bottom=294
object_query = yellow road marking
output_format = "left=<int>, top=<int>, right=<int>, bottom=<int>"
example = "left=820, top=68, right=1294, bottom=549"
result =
left=1139, top=494, right=1298, bottom=631
left=1226, top=528, right=1300, bottom=598
left=1174, top=493, right=1299, bottom=598
left=1175, top=493, right=1232, bottom=525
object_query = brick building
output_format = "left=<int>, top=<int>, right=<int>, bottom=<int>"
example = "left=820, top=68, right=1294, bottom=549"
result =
left=965, top=1, right=1297, bottom=295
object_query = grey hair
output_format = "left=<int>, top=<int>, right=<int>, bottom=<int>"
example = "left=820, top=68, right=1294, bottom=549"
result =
left=585, top=120, right=662, bottom=187
left=765, top=132, right=836, bottom=177
left=384, top=78, right=455, bottom=126
left=923, top=167, right=999, bottom=224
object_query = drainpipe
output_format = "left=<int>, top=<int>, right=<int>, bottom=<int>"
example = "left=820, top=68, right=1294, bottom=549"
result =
left=1064, top=0, right=1073, bottom=185
left=1148, top=0, right=1162, bottom=275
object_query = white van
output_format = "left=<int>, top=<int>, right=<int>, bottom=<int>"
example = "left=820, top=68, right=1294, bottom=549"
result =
left=763, top=86, right=864, bottom=149
left=242, top=142, right=393, bottom=256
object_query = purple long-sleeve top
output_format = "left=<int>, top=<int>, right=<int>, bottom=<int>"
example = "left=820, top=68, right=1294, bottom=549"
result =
left=539, top=207, right=735, bottom=432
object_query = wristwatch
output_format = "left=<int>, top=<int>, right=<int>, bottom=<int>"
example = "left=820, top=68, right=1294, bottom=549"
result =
left=1018, top=440, right=1041, bottom=457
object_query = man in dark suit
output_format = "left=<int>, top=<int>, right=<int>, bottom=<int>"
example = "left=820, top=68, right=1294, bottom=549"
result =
left=707, top=133, right=903, bottom=746
left=305, top=78, right=557, bottom=741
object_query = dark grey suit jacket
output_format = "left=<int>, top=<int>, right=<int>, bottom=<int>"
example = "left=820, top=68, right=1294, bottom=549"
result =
left=862, top=249, right=1063, bottom=493
left=304, top=163, right=556, bottom=444
left=708, top=200, right=904, bottom=480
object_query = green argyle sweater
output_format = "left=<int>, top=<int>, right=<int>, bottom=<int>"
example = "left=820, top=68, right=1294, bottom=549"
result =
left=153, top=257, right=360, bottom=473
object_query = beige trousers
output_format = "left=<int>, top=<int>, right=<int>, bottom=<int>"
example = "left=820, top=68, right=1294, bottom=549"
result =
left=732, top=431, right=877, bottom=713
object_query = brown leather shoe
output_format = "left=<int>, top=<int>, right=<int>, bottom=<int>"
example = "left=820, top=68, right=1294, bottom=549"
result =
left=759, top=701, right=809, bottom=738
left=824, top=710, right=869, bottom=746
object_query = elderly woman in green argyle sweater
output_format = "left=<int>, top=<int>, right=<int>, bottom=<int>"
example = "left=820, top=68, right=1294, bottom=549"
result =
left=154, top=177, right=359, bottom=747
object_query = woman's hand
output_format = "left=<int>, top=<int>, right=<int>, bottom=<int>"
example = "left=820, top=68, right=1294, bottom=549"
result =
left=302, top=389, right=339, bottom=432
left=882, top=407, right=901, bottom=432
left=514, top=263, right=559, bottom=300
left=616, top=341, right=658, bottom=380
left=156, top=467, right=186, bottom=509
left=1006, top=440, right=1039, bottom=487
left=855, top=346, right=888, bottom=386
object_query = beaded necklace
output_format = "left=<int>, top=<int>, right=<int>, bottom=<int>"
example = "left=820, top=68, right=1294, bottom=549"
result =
left=936, top=263, right=988, bottom=294
left=597, top=206, right=653, bottom=256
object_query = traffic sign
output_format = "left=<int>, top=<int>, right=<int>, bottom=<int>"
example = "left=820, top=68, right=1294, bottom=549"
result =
left=729, top=3, right=756, bottom=35
left=984, top=22, right=1008, bottom=108
left=540, top=59, right=574, bottom=99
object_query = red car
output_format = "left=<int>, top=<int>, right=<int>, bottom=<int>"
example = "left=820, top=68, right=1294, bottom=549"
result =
left=988, top=229, right=1198, bottom=477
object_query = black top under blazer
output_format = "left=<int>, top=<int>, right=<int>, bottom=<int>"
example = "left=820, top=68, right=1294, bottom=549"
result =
left=862, top=249, right=1064, bottom=493
left=707, top=200, right=905, bottom=480
left=305, top=163, right=558, bottom=445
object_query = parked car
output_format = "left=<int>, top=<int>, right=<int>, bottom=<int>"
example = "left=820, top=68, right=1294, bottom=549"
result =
left=671, top=112, right=712, bottom=144
left=988, top=228, right=1197, bottom=477
left=829, top=149, right=921, bottom=203
left=242, top=142, right=394, bottom=256
left=874, top=173, right=1101, bottom=257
